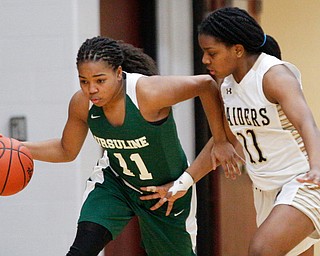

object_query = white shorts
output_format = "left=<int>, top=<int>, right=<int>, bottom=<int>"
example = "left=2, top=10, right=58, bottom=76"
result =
left=253, top=174, right=320, bottom=256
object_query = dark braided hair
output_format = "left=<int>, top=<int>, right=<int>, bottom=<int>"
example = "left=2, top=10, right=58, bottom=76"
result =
left=263, top=35, right=282, bottom=60
left=119, top=41, right=159, bottom=75
left=76, top=36, right=158, bottom=75
left=76, top=37, right=123, bottom=70
left=199, top=7, right=281, bottom=59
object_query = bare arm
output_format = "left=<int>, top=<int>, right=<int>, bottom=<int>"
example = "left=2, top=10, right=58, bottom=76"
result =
left=138, top=75, right=244, bottom=215
left=138, top=74, right=240, bottom=169
left=137, top=75, right=218, bottom=121
left=23, top=90, right=89, bottom=162
left=140, top=104, right=244, bottom=216
left=179, top=117, right=244, bottom=184
left=263, top=65, right=320, bottom=185
left=140, top=132, right=244, bottom=216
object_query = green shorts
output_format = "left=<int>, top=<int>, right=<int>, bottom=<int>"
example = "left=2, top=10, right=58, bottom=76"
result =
left=79, top=167, right=197, bottom=256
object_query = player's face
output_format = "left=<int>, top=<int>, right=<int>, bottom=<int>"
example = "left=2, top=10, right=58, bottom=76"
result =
left=198, top=34, right=238, bottom=79
left=78, top=61, right=123, bottom=107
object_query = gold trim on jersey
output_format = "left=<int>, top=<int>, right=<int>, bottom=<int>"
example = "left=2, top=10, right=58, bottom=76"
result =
left=292, top=185, right=320, bottom=237
left=277, top=105, right=308, bottom=158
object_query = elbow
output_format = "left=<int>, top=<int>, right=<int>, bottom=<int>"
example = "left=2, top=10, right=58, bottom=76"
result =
left=200, top=76, right=219, bottom=95
left=60, top=141, right=80, bottom=162
left=63, top=152, right=78, bottom=162
left=60, top=147, right=79, bottom=162
left=206, top=75, right=217, bottom=87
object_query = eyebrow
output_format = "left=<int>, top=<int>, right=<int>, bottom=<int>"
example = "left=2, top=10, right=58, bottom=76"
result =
left=202, top=47, right=215, bottom=50
left=78, top=73, right=106, bottom=79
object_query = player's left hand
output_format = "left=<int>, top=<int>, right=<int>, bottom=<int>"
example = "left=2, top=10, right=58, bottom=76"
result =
left=212, top=141, right=245, bottom=179
left=296, top=168, right=320, bottom=186
left=140, top=182, right=186, bottom=216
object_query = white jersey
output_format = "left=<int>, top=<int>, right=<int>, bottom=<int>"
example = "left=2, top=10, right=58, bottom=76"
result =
left=221, top=53, right=309, bottom=190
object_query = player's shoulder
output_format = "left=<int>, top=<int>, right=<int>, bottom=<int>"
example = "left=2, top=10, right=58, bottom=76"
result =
left=69, top=90, right=90, bottom=119
left=255, top=53, right=282, bottom=73
left=71, top=90, right=87, bottom=103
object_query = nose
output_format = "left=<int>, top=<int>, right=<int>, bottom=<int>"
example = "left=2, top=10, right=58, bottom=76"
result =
left=202, top=53, right=210, bottom=65
left=89, top=83, right=98, bottom=94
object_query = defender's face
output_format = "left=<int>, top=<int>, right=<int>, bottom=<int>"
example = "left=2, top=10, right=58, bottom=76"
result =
left=198, top=34, right=238, bottom=79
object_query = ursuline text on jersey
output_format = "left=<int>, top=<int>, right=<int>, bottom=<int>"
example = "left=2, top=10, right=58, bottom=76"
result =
left=93, top=135, right=150, bottom=149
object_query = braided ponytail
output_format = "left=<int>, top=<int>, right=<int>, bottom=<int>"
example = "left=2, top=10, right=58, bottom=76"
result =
left=199, top=7, right=281, bottom=58
left=118, top=41, right=158, bottom=75
left=261, top=35, right=282, bottom=60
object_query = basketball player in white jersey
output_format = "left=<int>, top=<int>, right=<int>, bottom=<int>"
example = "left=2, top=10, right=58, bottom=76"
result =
left=141, top=7, right=320, bottom=256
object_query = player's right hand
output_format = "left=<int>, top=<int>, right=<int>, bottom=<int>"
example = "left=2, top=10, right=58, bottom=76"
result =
left=140, top=183, right=187, bottom=216
left=296, top=168, right=320, bottom=186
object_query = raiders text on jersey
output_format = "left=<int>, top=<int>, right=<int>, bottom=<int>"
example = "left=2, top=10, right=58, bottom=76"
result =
left=225, top=107, right=270, bottom=127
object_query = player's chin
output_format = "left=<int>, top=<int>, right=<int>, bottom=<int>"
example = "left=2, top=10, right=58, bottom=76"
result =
left=208, top=72, right=226, bottom=82
left=208, top=73, right=216, bottom=80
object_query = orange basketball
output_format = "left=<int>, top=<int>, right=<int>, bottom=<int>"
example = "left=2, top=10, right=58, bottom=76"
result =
left=0, top=137, right=34, bottom=196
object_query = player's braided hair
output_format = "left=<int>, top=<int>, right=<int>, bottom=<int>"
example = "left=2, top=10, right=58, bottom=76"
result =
left=199, top=7, right=281, bottom=59
left=76, top=37, right=123, bottom=70
left=76, top=36, right=158, bottom=75
left=119, top=41, right=158, bottom=75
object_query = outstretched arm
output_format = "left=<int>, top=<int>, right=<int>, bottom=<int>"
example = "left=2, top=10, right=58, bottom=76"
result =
left=138, top=74, right=241, bottom=170
left=138, top=75, right=245, bottom=215
left=140, top=137, right=215, bottom=216
left=140, top=135, right=244, bottom=216
left=23, top=90, right=89, bottom=163
left=140, top=127, right=244, bottom=216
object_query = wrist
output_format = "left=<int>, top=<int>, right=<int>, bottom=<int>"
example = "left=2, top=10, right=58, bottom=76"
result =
left=212, top=138, right=228, bottom=144
left=169, top=172, right=194, bottom=196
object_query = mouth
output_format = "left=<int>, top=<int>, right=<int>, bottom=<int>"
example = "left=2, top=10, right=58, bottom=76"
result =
left=207, top=68, right=215, bottom=76
left=90, top=97, right=100, bottom=104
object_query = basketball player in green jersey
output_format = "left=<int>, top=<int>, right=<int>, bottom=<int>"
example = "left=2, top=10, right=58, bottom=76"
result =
left=23, top=36, right=242, bottom=256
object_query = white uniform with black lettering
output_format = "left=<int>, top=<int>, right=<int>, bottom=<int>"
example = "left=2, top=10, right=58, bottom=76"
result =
left=221, top=53, right=320, bottom=255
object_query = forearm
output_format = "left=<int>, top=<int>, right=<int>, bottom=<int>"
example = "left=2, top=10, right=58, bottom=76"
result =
left=23, top=139, right=76, bottom=163
left=301, top=124, right=320, bottom=170
left=185, top=137, right=215, bottom=183
left=198, top=80, right=228, bottom=143
left=167, top=138, right=214, bottom=196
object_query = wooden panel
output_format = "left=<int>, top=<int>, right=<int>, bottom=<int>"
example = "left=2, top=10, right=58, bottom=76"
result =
left=248, top=0, right=262, bottom=22
left=100, top=0, right=141, bottom=47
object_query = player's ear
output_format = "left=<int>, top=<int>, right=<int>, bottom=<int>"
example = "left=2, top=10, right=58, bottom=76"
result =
left=234, top=44, right=244, bottom=58
left=116, top=66, right=123, bottom=81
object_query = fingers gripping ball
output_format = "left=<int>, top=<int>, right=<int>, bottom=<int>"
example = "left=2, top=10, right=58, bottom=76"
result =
left=0, top=137, right=34, bottom=196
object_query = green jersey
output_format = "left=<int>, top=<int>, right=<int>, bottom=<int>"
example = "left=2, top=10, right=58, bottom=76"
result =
left=81, top=73, right=197, bottom=255
left=87, top=73, right=188, bottom=189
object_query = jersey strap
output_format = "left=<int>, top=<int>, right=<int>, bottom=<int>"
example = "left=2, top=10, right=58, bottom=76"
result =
left=124, top=72, right=145, bottom=108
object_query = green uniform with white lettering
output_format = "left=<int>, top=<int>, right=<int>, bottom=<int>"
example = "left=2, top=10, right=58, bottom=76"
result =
left=78, top=73, right=197, bottom=256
